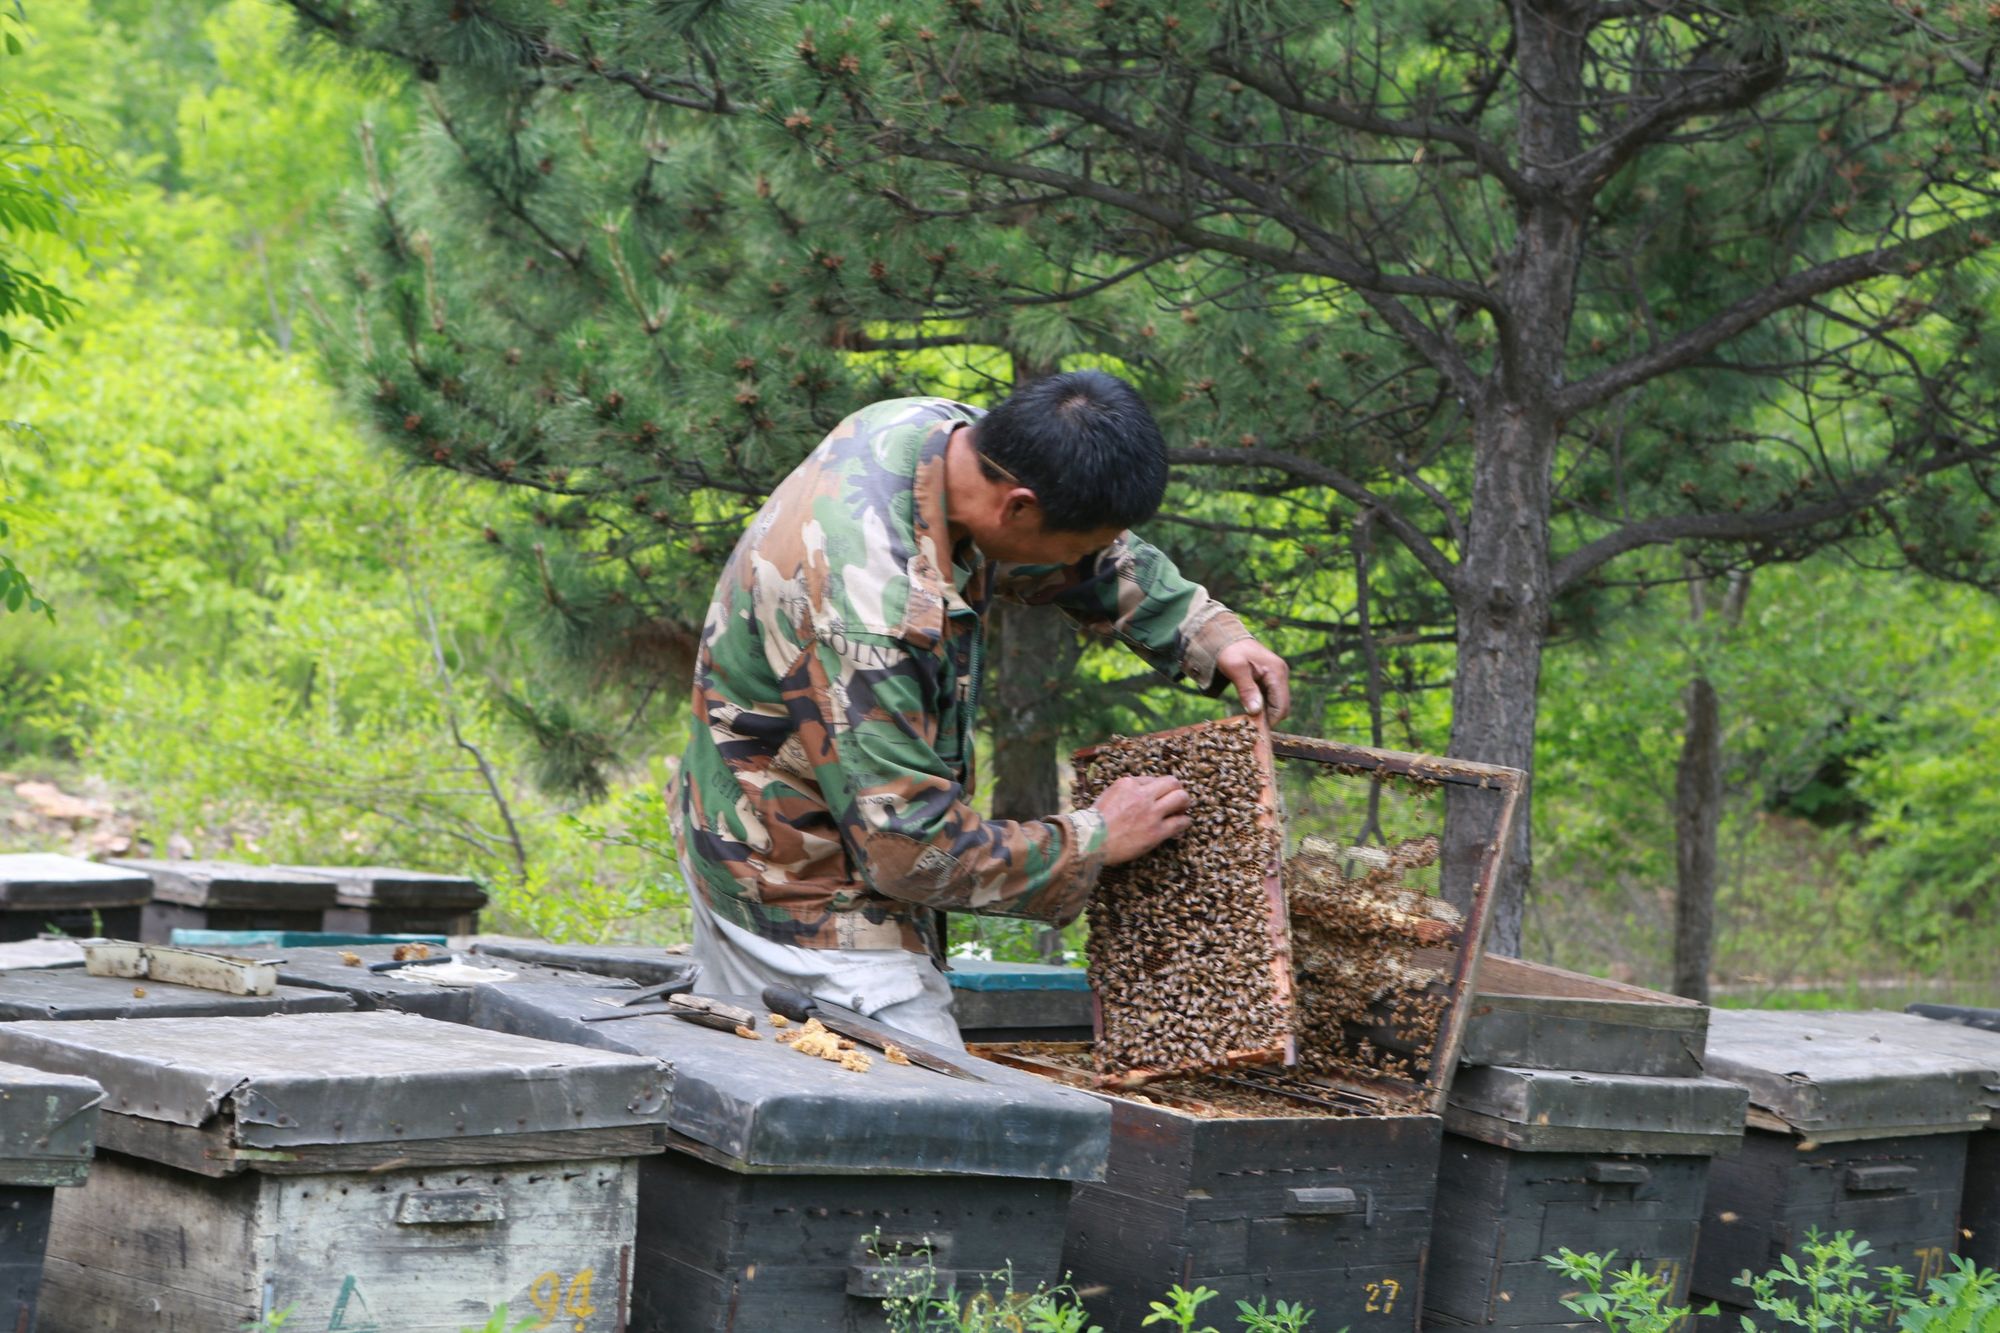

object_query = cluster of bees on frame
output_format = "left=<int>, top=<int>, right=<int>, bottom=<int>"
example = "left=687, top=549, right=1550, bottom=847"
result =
left=1073, top=719, right=1289, bottom=1077
left=1286, top=831, right=1460, bottom=1096
left=1076, top=725, right=1466, bottom=1111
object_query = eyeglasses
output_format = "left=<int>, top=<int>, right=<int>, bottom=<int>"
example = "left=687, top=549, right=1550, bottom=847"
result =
left=976, top=448, right=1025, bottom=488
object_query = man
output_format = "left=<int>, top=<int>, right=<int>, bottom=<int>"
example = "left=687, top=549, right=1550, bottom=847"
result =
left=676, top=371, right=1290, bottom=1046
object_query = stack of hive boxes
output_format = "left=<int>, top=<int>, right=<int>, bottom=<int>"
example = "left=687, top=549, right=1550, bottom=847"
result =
left=1426, top=958, right=1748, bottom=1333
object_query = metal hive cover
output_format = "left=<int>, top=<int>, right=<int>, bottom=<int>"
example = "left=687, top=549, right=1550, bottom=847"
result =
left=105, top=859, right=340, bottom=909
left=1704, top=1009, right=1996, bottom=1139
left=0, top=1011, right=670, bottom=1147
left=263, top=945, right=642, bottom=1021
left=0, top=1057, right=100, bottom=1180
left=0, top=853, right=153, bottom=909
left=468, top=939, right=702, bottom=988
left=277, top=864, right=488, bottom=910
left=472, top=981, right=1110, bottom=1182
left=0, top=967, right=354, bottom=1020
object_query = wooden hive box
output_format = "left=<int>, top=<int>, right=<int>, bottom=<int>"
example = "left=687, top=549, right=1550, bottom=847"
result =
left=0, top=1059, right=100, bottom=1332
left=0, top=855, right=151, bottom=945
left=0, top=1011, right=669, bottom=1332
left=469, top=939, right=702, bottom=989
left=0, top=966, right=354, bottom=1021
left=945, top=958, right=1094, bottom=1043
left=1900, top=1007, right=2000, bottom=1271
left=277, top=864, right=489, bottom=938
left=1426, top=1066, right=1747, bottom=1333
left=112, top=860, right=340, bottom=943
left=1693, top=1010, right=1993, bottom=1316
left=473, top=981, right=1109, bottom=1333
left=976, top=1044, right=1446, bottom=1333
left=1461, top=958, right=1709, bottom=1078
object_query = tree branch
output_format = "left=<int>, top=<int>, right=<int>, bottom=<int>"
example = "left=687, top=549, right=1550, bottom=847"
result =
left=1555, top=217, right=2000, bottom=415
left=1170, top=446, right=1460, bottom=591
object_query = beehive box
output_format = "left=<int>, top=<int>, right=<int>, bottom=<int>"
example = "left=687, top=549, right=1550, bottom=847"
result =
left=978, top=1051, right=1446, bottom=1333
left=0, top=1011, right=668, bottom=1332
left=946, top=959, right=1093, bottom=1043
left=1425, top=1066, right=1746, bottom=1333
left=278, top=864, right=489, bottom=937
left=1900, top=1007, right=2000, bottom=1270
left=470, top=939, right=702, bottom=988
left=473, top=981, right=1107, bottom=1333
left=0, top=965, right=354, bottom=1021
left=113, top=860, right=340, bottom=943
left=246, top=944, right=648, bottom=1023
left=0, top=855, right=150, bottom=945
left=1462, top=958, right=1708, bottom=1077
left=0, top=1060, right=101, bottom=1332
left=1693, top=1010, right=1992, bottom=1312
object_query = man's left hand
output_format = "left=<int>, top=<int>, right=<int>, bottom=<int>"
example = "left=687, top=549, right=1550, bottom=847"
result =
left=1216, top=638, right=1291, bottom=722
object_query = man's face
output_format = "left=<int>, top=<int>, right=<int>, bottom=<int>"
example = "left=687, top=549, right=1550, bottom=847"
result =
left=983, top=499, right=1124, bottom=567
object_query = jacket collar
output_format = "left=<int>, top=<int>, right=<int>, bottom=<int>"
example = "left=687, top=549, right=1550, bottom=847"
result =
left=901, top=409, right=989, bottom=648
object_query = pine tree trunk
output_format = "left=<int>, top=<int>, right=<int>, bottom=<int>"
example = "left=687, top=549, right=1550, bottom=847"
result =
left=1442, top=408, right=1554, bottom=958
left=988, top=600, right=1077, bottom=823
left=1672, top=673, right=1722, bottom=1002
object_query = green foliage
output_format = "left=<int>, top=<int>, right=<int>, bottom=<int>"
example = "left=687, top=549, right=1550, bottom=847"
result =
left=1235, top=1298, right=1317, bottom=1333
left=238, top=1306, right=292, bottom=1332
left=1552, top=1232, right=2000, bottom=1333
left=460, top=1306, right=538, bottom=1333
left=1144, top=1285, right=1222, bottom=1333
left=884, top=1260, right=1104, bottom=1333
left=1546, top=1249, right=1713, bottom=1333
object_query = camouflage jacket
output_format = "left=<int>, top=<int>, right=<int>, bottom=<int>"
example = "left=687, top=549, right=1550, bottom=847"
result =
left=676, top=397, right=1253, bottom=954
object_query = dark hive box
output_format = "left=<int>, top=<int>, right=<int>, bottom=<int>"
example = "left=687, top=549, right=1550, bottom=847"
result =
left=1426, top=1066, right=1746, bottom=1333
left=0, top=1011, right=668, bottom=1332
left=113, top=860, right=339, bottom=943
left=278, top=864, right=489, bottom=937
left=0, top=1059, right=100, bottom=1332
left=1694, top=1010, right=1991, bottom=1311
left=0, top=856, right=150, bottom=945
left=473, top=981, right=1108, bottom=1333
left=1900, top=1007, right=2000, bottom=1270
left=946, top=958, right=1093, bottom=1043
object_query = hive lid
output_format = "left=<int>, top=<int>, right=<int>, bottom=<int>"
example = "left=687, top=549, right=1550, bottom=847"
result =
left=0, top=853, right=153, bottom=909
left=277, top=864, right=488, bottom=911
left=469, top=939, right=701, bottom=988
left=0, top=966, right=355, bottom=1020
left=0, top=1011, right=670, bottom=1156
left=472, top=981, right=1110, bottom=1182
left=106, top=859, right=340, bottom=909
left=1445, top=1065, right=1747, bottom=1154
left=1461, top=956, right=1708, bottom=1077
left=261, top=945, right=642, bottom=1021
left=0, top=1058, right=101, bottom=1185
left=1703, top=1009, right=1996, bottom=1141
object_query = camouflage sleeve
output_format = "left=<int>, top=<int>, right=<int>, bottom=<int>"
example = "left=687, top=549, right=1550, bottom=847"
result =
left=793, top=627, right=1108, bottom=923
left=994, top=531, right=1253, bottom=692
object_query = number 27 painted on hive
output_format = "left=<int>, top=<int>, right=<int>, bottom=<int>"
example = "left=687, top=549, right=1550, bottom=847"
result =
left=1365, top=1277, right=1403, bottom=1314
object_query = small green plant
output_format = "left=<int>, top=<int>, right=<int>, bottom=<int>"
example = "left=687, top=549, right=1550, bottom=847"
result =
left=460, top=1305, right=539, bottom=1333
left=1546, top=1249, right=1712, bottom=1333
left=238, top=1307, right=293, bottom=1333
left=1144, top=1284, right=1222, bottom=1333
left=1734, top=1230, right=1894, bottom=1333
left=1236, top=1296, right=1316, bottom=1332
left=1895, top=1256, right=2000, bottom=1333
left=884, top=1260, right=1103, bottom=1332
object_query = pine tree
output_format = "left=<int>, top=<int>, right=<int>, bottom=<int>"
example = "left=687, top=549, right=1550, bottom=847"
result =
left=291, top=0, right=2000, bottom=951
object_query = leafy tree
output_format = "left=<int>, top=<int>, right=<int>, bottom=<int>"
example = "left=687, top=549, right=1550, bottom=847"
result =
left=286, top=0, right=2000, bottom=953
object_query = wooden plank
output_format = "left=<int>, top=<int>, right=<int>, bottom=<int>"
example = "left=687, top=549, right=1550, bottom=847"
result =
left=1476, top=957, right=1702, bottom=1008
left=83, top=940, right=278, bottom=996
left=1442, top=1107, right=1743, bottom=1157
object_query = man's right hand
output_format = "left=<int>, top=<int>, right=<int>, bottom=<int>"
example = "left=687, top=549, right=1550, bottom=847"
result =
left=1092, top=774, right=1192, bottom=866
